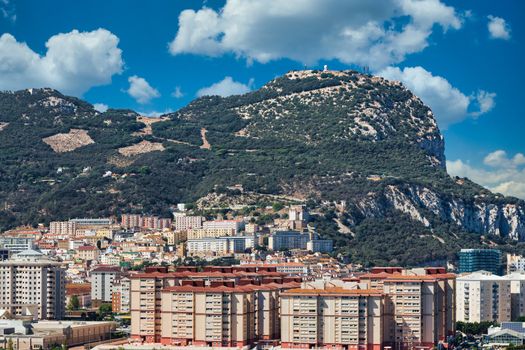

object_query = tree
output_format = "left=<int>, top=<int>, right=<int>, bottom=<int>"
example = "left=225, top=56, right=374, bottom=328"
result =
left=99, top=303, right=113, bottom=317
left=67, top=295, right=80, bottom=311
left=7, top=338, right=13, bottom=350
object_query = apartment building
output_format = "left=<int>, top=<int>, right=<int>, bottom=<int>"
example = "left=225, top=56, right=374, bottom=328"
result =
left=280, top=280, right=383, bottom=350
left=268, top=231, right=309, bottom=251
left=239, top=263, right=309, bottom=276
left=203, top=220, right=244, bottom=234
left=76, top=245, right=99, bottom=261
left=505, top=272, right=525, bottom=320
left=360, top=267, right=455, bottom=350
left=160, top=284, right=258, bottom=347
left=456, top=271, right=511, bottom=323
left=187, top=228, right=236, bottom=239
left=0, top=249, right=66, bottom=320
left=112, top=277, right=131, bottom=313
left=90, top=265, right=121, bottom=306
left=130, top=266, right=300, bottom=344
left=49, top=221, right=76, bottom=236
left=121, top=214, right=142, bottom=229
left=186, top=237, right=253, bottom=257
left=173, top=215, right=204, bottom=231
left=163, top=230, right=188, bottom=245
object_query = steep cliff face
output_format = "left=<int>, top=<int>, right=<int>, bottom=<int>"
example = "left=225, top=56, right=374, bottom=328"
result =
left=350, top=183, right=525, bottom=240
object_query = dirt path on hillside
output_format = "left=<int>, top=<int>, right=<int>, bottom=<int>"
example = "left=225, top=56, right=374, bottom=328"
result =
left=200, top=128, right=211, bottom=150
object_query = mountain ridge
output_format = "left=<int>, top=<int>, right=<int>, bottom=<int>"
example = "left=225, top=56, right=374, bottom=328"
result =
left=0, top=70, right=524, bottom=266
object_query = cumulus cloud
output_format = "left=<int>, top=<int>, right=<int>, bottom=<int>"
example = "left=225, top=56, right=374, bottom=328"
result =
left=93, top=103, right=109, bottom=113
left=197, top=77, right=253, bottom=97
left=487, top=15, right=511, bottom=40
left=126, top=75, right=160, bottom=104
left=171, top=86, right=184, bottom=98
left=447, top=150, right=525, bottom=199
left=378, top=66, right=495, bottom=128
left=169, top=0, right=462, bottom=69
left=0, top=29, right=123, bottom=95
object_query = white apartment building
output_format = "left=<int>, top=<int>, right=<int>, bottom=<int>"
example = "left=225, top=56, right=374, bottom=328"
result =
left=91, top=266, right=121, bottom=305
left=203, top=220, right=244, bottom=234
left=0, top=249, right=66, bottom=320
left=186, top=236, right=253, bottom=256
left=456, top=271, right=511, bottom=323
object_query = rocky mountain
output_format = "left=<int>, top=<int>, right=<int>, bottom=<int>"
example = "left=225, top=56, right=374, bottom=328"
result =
left=0, top=70, right=524, bottom=266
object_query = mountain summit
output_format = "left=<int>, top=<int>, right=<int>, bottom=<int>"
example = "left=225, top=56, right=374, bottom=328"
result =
left=0, top=70, right=523, bottom=265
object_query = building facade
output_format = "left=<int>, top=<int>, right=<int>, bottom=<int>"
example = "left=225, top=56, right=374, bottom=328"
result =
left=90, top=265, right=121, bottom=306
left=280, top=281, right=383, bottom=350
left=458, top=249, right=502, bottom=275
left=456, top=271, right=511, bottom=323
left=0, top=249, right=66, bottom=320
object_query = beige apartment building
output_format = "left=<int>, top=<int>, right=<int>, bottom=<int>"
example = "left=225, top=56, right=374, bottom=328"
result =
left=359, top=267, right=455, bottom=350
left=280, top=280, right=383, bottom=350
left=160, top=284, right=258, bottom=347
left=49, top=221, right=76, bottom=236
left=186, top=227, right=236, bottom=239
left=0, top=249, right=66, bottom=320
left=130, top=267, right=298, bottom=346
left=456, top=271, right=512, bottom=323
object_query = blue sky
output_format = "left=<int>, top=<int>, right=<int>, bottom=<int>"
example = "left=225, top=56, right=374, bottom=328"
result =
left=0, top=0, right=524, bottom=198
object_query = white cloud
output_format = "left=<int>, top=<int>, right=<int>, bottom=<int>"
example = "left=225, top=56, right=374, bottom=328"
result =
left=378, top=66, right=495, bottom=128
left=487, top=15, right=511, bottom=40
left=171, top=86, right=184, bottom=98
left=93, top=103, right=108, bottom=113
left=169, top=0, right=462, bottom=69
left=126, top=75, right=160, bottom=104
left=447, top=150, right=525, bottom=199
left=197, top=77, right=253, bottom=97
left=0, top=29, right=123, bottom=95
left=483, top=150, right=525, bottom=168
left=138, top=109, right=174, bottom=117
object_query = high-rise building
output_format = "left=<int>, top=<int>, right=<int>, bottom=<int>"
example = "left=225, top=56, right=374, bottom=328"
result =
left=130, top=266, right=299, bottom=344
left=112, top=277, right=131, bottom=313
left=0, top=249, right=66, bottom=320
left=90, top=265, right=121, bottom=307
left=505, top=272, right=525, bottom=321
left=280, top=281, right=383, bottom=350
left=456, top=271, right=511, bottom=323
left=359, top=267, right=456, bottom=350
left=160, top=284, right=261, bottom=347
left=458, top=249, right=502, bottom=275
